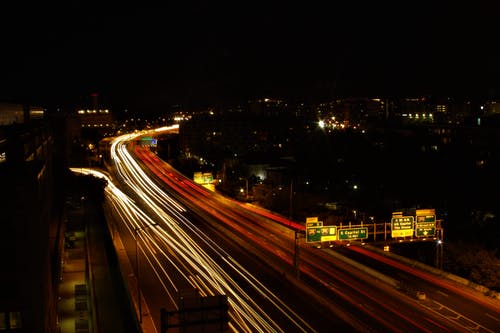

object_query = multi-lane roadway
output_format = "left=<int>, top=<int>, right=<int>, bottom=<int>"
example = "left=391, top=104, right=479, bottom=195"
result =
left=94, top=129, right=499, bottom=332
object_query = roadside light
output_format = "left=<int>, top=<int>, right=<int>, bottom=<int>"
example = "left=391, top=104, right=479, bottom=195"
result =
left=437, top=240, right=442, bottom=245
left=384, top=245, right=390, bottom=252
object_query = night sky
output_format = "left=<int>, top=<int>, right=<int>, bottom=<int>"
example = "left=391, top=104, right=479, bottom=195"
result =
left=1, top=1, right=499, bottom=111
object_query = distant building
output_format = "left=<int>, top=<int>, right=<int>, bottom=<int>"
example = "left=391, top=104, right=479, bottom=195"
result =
left=248, top=98, right=287, bottom=117
left=76, top=108, right=114, bottom=132
left=73, top=93, right=115, bottom=139
left=485, top=100, right=500, bottom=114
left=0, top=103, right=45, bottom=126
left=395, top=97, right=436, bottom=123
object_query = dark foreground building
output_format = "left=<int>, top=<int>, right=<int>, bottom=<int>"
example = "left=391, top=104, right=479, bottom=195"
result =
left=0, top=104, right=63, bottom=332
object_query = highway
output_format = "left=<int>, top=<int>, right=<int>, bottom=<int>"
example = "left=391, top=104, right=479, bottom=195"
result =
left=337, top=244, right=500, bottom=332
left=106, top=131, right=329, bottom=332
left=95, top=129, right=499, bottom=332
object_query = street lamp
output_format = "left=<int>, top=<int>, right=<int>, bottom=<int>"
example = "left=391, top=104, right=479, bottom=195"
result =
left=435, top=228, right=444, bottom=270
left=238, top=177, right=249, bottom=200
left=134, top=223, right=157, bottom=324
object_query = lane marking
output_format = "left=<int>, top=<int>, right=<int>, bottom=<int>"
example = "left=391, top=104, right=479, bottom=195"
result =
left=437, top=290, right=449, bottom=297
left=485, top=312, right=500, bottom=322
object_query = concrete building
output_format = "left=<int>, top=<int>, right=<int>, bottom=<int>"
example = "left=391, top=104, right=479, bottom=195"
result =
left=0, top=103, right=45, bottom=126
left=0, top=105, right=61, bottom=332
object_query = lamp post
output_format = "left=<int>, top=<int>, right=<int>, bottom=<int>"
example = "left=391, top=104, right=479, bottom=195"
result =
left=239, top=177, right=249, bottom=200
left=293, top=230, right=302, bottom=279
left=435, top=227, right=444, bottom=270
left=134, top=223, right=157, bottom=324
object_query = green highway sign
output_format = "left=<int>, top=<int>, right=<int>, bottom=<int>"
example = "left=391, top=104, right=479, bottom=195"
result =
left=391, top=216, right=414, bottom=238
left=415, top=222, right=435, bottom=237
left=415, top=208, right=436, bottom=237
left=416, top=215, right=436, bottom=223
left=306, top=226, right=337, bottom=243
left=338, top=227, right=368, bottom=240
left=306, top=227, right=322, bottom=242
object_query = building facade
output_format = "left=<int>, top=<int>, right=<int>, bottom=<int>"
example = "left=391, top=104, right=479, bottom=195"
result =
left=0, top=105, right=61, bottom=332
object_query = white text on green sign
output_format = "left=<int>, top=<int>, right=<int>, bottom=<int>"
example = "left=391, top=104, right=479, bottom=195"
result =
left=416, top=215, right=435, bottom=223
left=415, top=222, right=436, bottom=237
left=338, top=227, right=368, bottom=240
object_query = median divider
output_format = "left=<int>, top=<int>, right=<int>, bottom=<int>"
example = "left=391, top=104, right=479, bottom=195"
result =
left=322, top=247, right=400, bottom=288
left=362, top=243, right=500, bottom=301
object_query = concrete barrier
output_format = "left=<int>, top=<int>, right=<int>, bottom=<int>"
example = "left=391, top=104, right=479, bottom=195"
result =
left=322, top=247, right=400, bottom=288
left=363, top=243, right=500, bottom=301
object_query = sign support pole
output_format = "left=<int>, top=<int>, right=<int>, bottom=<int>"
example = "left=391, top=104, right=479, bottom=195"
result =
left=294, top=230, right=300, bottom=279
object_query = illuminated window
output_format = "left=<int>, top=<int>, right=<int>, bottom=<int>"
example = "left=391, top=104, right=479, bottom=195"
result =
left=9, top=311, right=22, bottom=329
left=0, top=312, right=6, bottom=330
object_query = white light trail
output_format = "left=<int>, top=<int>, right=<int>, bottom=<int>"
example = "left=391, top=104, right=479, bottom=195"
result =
left=72, top=130, right=317, bottom=332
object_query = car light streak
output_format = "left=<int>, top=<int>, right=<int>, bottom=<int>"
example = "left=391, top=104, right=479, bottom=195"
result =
left=74, top=167, right=284, bottom=331
left=348, top=245, right=500, bottom=316
left=74, top=136, right=318, bottom=332
left=127, top=134, right=477, bottom=333
left=78, top=129, right=477, bottom=333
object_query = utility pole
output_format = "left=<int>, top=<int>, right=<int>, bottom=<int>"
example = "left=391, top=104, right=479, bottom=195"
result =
left=135, top=227, right=142, bottom=324
left=435, top=227, right=444, bottom=270
left=135, top=223, right=157, bottom=325
left=293, top=230, right=301, bottom=279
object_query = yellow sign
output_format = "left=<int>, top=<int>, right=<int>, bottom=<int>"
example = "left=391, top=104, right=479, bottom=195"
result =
left=391, top=216, right=414, bottom=238
left=416, top=209, right=435, bottom=216
left=321, top=227, right=337, bottom=242
left=306, top=217, right=318, bottom=223
left=392, top=230, right=414, bottom=238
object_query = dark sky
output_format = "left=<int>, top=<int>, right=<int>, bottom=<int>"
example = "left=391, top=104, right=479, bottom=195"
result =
left=1, top=1, right=499, bottom=111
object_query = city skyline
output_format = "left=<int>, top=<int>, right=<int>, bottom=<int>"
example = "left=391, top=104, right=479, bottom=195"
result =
left=1, top=2, right=500, bottom=111
left=1, top=75, right=500, bottom=331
